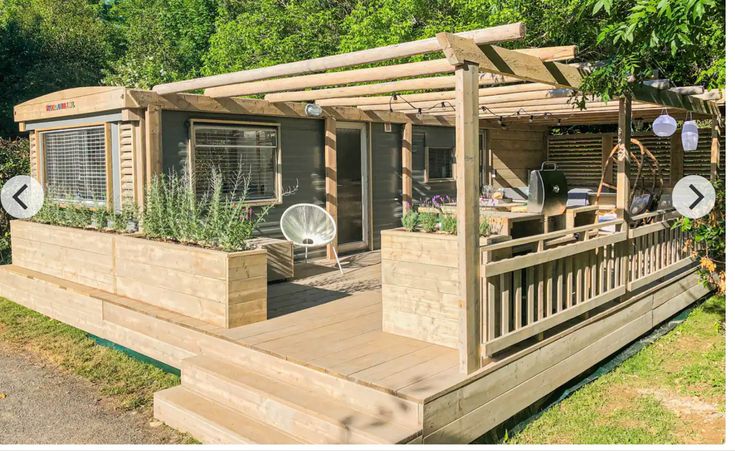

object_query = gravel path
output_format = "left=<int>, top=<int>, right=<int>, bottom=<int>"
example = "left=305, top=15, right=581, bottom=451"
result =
left=0, top=343, right=182, bottom=444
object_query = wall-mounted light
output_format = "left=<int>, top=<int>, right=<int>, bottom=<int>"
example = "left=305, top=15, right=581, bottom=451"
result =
left=304, top=102, right=323, bottom=117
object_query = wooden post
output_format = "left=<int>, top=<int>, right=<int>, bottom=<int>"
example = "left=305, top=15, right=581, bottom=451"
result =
left=710, top=115, right=721, bottom=181
left=144, top=105, right=162, bottom=186
left=617, top=94, right=632, bottom=292
left=670, top=130, right=684, bottom=187
left=455, top=63, right=481, bottom=374
left=601, top=134, right=614, bottom=188
left=401, top=122, right=413, bottom=213
left=325, top=117, right=338, bottom=260
left=616, top=95, right=632, bottom=219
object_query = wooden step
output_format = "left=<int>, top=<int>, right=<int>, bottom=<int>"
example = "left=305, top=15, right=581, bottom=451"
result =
left=181, top=354, right=420, bottom=444
left=154, top=386, right=304, bottom=444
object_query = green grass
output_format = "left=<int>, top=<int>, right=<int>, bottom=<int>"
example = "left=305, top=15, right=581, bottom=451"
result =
left=510, top=294, right=725, bottom=445
left=0, top=296, right=198, bottom=443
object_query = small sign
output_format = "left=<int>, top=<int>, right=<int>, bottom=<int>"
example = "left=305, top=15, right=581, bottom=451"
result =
left=384, top=123, right=392, bottom=133
left=45, top=101, right=75, bottom=112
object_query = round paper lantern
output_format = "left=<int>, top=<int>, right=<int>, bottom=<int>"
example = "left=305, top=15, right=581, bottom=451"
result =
left=652, top=113, right=677, bottom=137
left=681, top=120, right=699, bottom=151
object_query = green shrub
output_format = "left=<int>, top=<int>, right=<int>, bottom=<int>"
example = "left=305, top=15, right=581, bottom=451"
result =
left=142, top=168, right=273, bottom=252
left=439, top=213, right=457, bottom=235
left=418, top=212, right=438, bottom=233
left=33, top=198, right=138, bottom=232
left=675, top=178, right=725, bottom=294
left=0, top=138, right=30, bottom=264
left=401, top=210, right=419, bottom=232
left=479, top=218, right=501, bottom=237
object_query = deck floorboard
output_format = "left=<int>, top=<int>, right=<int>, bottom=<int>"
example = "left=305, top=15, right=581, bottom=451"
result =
left=221, top=252, right=463, bottom=398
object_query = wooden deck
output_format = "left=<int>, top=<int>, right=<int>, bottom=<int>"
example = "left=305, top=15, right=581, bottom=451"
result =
left=0, top=247, right=710, bottom=443
left=243, top=251, right=462, bottom=399
left=267, top=251, right=382, bottom=317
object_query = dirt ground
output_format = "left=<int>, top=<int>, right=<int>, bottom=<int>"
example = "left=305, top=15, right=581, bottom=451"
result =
left=0, top=342, right=182, bottom=445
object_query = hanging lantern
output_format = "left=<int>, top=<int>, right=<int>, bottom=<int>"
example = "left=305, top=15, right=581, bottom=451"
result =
left=681, top=120, right=699, bottom=151
left=652, top=109, right=677, bottom=137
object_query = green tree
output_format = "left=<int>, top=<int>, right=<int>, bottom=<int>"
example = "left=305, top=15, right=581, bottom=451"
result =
left=0, top=0, right=114, bottom=137
left=103, top=0, right=217, bottom=88
left=0, top=137, right=29, bottom=263
left=203, top=0, right=350, bottom=75
left=580, top=0, right=725, bottom=101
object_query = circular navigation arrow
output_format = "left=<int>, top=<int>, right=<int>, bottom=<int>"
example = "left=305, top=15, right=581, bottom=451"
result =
left=672, top=175, right=716, bottom=219
left=1, top=176, right=45, bottom=219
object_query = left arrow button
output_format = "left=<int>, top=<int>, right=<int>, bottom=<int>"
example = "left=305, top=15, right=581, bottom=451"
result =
left=12, top=184, right=28, bottom=210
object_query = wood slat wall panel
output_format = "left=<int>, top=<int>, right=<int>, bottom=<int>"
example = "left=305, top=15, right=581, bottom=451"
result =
left=119, top=122, right=136, bottom=204
left=684, top=130, right=726, bottom=179
left=546, top=135, right=603, bottom=188
left=29, top=133, right=38, bottom=179
left=549, top=129, right=726, bottom=189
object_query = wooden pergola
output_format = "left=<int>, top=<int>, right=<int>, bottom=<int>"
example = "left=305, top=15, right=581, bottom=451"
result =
left=153, top=22, right=723, bottom=374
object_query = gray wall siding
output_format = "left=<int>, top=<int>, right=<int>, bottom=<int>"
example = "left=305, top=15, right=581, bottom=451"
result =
left=161, top=111, right=325, bottom=257
left=370, top=123, right=403, bottom=249
left=412, top=125, right=457, bottom=204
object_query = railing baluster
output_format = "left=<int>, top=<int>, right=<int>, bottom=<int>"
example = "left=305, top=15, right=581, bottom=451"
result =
left=513, top=269, right=522, bottom=330
left=536, top=265, right=545, bottom=321
left=555, top=258, right=564, bottom=314
left=526, top=266, right=535, bottom=325
left=566, top=254, right=574, bottom=308
left=500, top=273, right=510, bottom=335
left=545, top=262, right=553, bottom=315
left=574, top=253, right=583, bottom=305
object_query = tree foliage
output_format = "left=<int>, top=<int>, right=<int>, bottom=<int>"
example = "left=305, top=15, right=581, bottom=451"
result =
left=0, top=0, right=726, bottom=135
left=580, top=0, right=725, bottom=101
left=0, top=0, right=114, bottom=137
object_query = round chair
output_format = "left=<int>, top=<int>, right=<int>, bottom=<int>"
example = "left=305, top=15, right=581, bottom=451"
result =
left=280, top=203, right=343, bottom=274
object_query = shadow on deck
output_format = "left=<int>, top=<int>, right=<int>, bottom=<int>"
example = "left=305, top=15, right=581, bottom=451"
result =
left=268, top=251, right=382, bottom=318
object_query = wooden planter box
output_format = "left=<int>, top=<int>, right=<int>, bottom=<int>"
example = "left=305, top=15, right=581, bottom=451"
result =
left=381, top=229, right=508, bottom=348
left=380, top=229, right=503, bottom=348
left=11, top=220, right=267, bottom=328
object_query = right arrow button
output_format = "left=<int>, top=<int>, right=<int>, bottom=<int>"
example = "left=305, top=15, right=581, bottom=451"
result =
left=688, top=183, right=704, bottom=210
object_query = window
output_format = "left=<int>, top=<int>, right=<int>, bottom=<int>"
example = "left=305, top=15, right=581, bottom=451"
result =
left=192, top=123, right=280, bottom=202
left=42, top=126, right=107, bottom=205
left=426, top=147, right=455, bottom=181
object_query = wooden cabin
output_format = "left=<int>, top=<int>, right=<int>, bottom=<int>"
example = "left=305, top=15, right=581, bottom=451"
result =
left=1, top=22, right=725, bottom=443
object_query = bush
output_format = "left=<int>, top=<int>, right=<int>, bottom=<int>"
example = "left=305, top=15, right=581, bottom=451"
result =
left=675, top=178, right=725, bottom=294
left=142, top=168, right=273, bottom=252
left=0, top=138, right=29, bottom=264
left=418, top=212, right=438, bottom=233
left=401, top=210, right=419, bottom=232
left=33, top=199, right=139, bottom=232
left=439, top=213, right=457, bottom=235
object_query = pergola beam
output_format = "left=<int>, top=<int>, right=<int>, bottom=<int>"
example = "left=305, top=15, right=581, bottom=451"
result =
left=362, top=91, right=585, bottom=112
left=206, top=46, right=575, bottom=98
left=263, top=73, right=512, bottom=103
left=314, top=82, right=551, bottom=107
left=263, top=47, right=575, bottom=104
left=437, top=32, right=719, bottom=116
left=153, top=23, right=526, bottom=94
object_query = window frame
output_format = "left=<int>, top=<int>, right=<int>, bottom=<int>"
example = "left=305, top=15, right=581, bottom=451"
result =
left=188, top=119, right=283, bottom=206
left=37, top=122, right=112, bottom=209
left=424, top=146, right=456, bottom=182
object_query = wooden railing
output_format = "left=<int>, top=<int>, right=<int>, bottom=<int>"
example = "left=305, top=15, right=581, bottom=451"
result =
left=628, top=211, right=693, bottom=291
left=479, top=210, right=696, bottom=358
